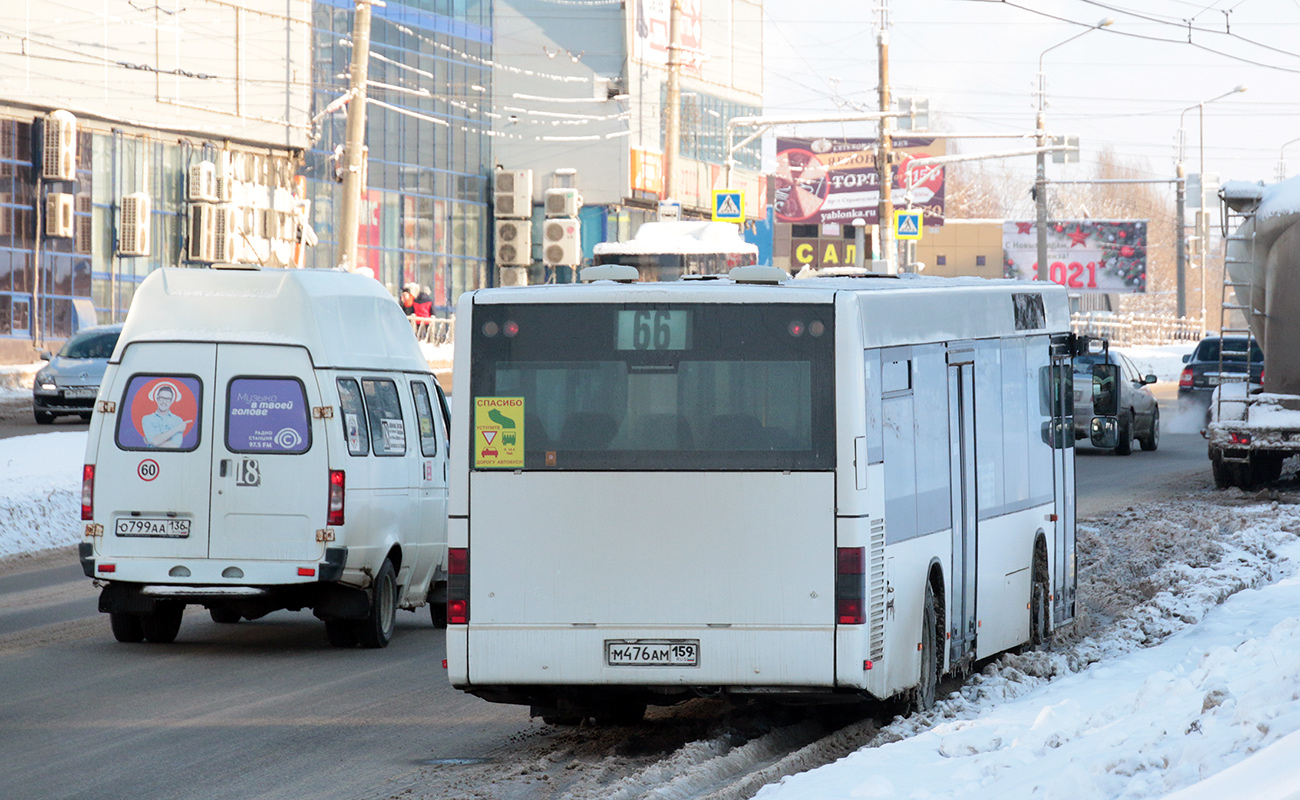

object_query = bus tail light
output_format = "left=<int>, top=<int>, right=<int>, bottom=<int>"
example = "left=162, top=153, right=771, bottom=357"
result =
left=81, top=464, right=95, bottom=521
left=836, top=546, right=865, bottom=625
left=448, top=547, right=469, bottom=624
left=327, top=470, right=345, bottom=526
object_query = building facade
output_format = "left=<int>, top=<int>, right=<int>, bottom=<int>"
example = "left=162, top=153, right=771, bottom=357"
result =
left=0, top=0, right=492, bottom=361
left=490, top=0, right=765, bottom=279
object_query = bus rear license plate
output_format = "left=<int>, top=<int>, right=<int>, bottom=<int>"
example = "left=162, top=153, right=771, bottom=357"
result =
left=115, top=518, right=191, bottom=538
left=605, top=639, right=699, bottom=667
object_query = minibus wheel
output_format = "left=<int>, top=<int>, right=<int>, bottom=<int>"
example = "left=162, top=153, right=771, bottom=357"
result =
left=357, top=559, right=398, bottom=648
left=141, top=602, right=184, bottom=644
left=110, top=612, right=144, bottom=643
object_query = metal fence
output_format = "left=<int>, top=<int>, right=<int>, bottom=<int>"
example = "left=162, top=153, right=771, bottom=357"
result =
left=1070, top=312, right=1203, bottom=347
left=409, top=315, right=455, bottom=346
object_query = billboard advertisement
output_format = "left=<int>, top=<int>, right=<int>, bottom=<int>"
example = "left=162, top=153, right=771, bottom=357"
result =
left=773, top=137, right=946, bottom=226
left=1002, top=220, right=1148, bottom=294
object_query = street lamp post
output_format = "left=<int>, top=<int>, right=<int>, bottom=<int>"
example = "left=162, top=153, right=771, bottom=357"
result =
left=1176, top=85, right=1247, bottom=325
left=1278, top=136, right=1300, bottom=182
left=1035, top=19, right=1113, bottom=293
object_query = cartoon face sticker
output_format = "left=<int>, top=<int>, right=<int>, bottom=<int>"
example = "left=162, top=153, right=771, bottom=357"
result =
left=118, top=376, right=202, bottom=451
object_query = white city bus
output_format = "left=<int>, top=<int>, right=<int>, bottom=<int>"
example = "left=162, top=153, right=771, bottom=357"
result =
left=446, top=268, right=1079, bottom=723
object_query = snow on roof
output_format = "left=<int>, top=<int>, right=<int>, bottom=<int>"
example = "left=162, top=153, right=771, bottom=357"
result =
left=592, top=221, right=758, bottom=256
left=114, top=267, right=428, bottom=372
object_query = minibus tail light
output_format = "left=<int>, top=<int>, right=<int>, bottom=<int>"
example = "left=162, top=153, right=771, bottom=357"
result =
left=81, top=464, right=95, bottom=521
left=836, top=546, right=865, bottom=625
left=448, top=547, right=469, bottom=624
left=327, top=470, right=345, bottom=526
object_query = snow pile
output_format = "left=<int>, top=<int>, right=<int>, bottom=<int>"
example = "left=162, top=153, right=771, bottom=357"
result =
left=0, top=362, right=42, bottom=393
left=753, top=499, right=1300, bottom=800
left=0, top=432, right=87, bottom=557
left=1114, top=344, right=1194, bottom=384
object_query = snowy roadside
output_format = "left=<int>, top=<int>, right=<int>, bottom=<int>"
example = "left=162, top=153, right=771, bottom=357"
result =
left=0, top=431, right=86, bottom=559
left=751, top=496, right=1300, bottom=800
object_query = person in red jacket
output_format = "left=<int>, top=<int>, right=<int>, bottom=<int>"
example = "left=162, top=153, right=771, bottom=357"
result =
left=409, top=283, right=433, bottom=317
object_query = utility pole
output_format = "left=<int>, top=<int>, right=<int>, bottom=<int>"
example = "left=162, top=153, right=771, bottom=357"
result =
left=1175, top=158, right=1187, bottom=318
left=1035, top=77, right=1049, bottom=299
left=875, top=1, right=894, bottom=274
left=338, top=0, right=375, bottom=273
left=662, top=0, right=682, bottom=202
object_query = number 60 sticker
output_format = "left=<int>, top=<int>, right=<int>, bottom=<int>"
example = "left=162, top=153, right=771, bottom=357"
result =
left=137, top=459, right=160, bottom=481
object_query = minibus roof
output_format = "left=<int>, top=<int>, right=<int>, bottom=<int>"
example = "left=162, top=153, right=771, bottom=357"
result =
left=114, top=267, right=427, bottom=371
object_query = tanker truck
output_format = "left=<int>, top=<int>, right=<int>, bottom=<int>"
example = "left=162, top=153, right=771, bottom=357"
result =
left=1205, top=178, right=1300, bottom=488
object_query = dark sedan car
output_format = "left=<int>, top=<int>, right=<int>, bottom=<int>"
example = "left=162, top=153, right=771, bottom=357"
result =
left=1178, top=335, right=1263, bottom=419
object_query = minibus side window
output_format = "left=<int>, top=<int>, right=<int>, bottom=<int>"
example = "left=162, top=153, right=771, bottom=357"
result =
left=410, top=380, right=439, bottom=457
left=225, top=377, right=311, bottom=454
left=337, top=378, right=369, bottom=456
left=362, top=379, right=406, bottom=456
left=115, top=374, right=203, bottom=452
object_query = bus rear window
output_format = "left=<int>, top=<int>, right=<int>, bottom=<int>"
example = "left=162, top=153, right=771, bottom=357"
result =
left=470, top=303, right=835, bottom=471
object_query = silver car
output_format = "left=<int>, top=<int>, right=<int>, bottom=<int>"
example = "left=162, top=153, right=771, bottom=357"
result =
left=1073, top=350, right=1160, bottom=455
left=32, top=324, right=123, bottom=424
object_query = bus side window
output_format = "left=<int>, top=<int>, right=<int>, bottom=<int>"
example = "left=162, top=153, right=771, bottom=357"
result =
left=337, top=378, right=369, bottom=456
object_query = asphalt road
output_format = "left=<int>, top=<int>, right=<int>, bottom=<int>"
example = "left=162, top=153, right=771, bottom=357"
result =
left=0, top=387, right=1218, bottom=800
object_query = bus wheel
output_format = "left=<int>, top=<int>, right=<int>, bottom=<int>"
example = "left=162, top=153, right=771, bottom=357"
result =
left=325, top=619, right=359, bottom=647
left=141, top=603, right=184, bottom=644
left=1030, top=578, right=1050, bottom=647
left=914, top=584, right=939, bottom=713
left=110, top=612, right=144, bottom=643
left=430, top=601, right=447, bottom=629
left=357, top=559, right=398, bottom=649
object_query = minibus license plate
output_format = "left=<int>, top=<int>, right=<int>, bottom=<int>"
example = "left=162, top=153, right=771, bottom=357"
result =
left=115, top=518, right=191, bottom=538
left=605, top=639, right=699, bottom=667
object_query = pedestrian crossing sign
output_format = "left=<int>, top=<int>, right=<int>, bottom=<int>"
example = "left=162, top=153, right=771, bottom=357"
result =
left=712, top=190, right=744, bottom=222
left=895, top=209, right=923, bottom=240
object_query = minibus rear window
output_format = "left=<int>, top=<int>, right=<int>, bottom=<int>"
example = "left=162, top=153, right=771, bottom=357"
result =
left=115, top=374, right=203, bottom=452
left=225, top=377, right=311, bottom=454
left=469, top=303, right=835, bottom=471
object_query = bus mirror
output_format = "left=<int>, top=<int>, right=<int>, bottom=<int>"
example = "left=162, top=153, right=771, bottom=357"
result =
left=1091, top=363, right=1120, bottom=417
left=1089, top=415, right=1119, bottom=449
left=1040, top=419, right=1072, bottom=449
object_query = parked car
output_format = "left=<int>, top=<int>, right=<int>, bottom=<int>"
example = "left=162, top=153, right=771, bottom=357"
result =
left=1074, top=350, right=1160, bottom=455
left=32, top=324, right=124, bottom=424
left=1178, top=334, right=1264, bottom=421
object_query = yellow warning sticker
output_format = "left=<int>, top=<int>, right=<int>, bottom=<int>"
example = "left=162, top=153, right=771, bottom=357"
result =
left=474, top=397, right=525, bottom=468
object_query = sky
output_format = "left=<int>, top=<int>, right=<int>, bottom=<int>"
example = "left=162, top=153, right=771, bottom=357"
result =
left=762, top=0, right=1300, bottom=204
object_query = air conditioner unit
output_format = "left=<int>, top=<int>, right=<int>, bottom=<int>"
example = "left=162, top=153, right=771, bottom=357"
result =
left=542, top=218, right=581, bottom=266
left=187, top=203, right=235, bottom=262
left=544, top=187, right=582, bottom=218
left=213, top=204, right=237, bottom=263
left=119, top=193, right=151, bottom=256
left=45, top=192, right=74, bottom=238
left=42, top=111, right=76, bottom=181
left=214, top=152, right=234, bottom=202
left=494, top=169, right=533, bottom=219
left=495, top=218, right=532, bottom=266
left=188, top=161, right=218, bottom=202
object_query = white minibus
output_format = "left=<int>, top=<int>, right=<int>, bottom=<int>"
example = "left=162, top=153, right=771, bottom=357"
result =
left=80, top=266, right=451, bottom=648
left=446, top=267, right=1080, bottom=722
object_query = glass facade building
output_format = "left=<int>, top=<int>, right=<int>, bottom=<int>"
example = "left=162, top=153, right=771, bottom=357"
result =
left=303, top=0, right=493, bottom=315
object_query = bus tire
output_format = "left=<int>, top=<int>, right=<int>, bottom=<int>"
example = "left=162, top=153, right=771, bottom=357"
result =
left=430, top=601, right=447, bottom=629
left=914, top=584, right=940, bottom=713
left=325, top=619, right=359, bottom=647
left=357, top=559, right=398, bottom=649
left=141, top=602, right=184, bottom=644
left=1030, top=579, right=1050, bottom=647
left=110, top=612, right=144, bottom=643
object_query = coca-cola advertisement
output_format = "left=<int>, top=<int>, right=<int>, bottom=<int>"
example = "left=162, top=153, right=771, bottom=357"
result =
left=773, top=137, right=946, bottom=226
